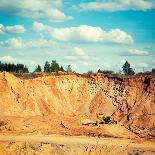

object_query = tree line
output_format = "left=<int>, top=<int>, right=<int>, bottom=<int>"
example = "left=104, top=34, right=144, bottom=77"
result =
left=0, top=61, right=29, bottom=73
left=88, top=61, right=135, bottom=75
left=34, top=60, right=72, bottom=73
left=0, top=60, right=72, bottom=74
left=91, top=61, right=154, bottom=76
left=0, top=60, right=154, bottom=76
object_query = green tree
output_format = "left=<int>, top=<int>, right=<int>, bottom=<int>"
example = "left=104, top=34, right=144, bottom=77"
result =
left=152, top=68, right=155, bottom=73
left=16, top=64, right=25, bottom=73
left=67, top=64, right=72, bottom=72
left=98, top=69, right=114, bottom=74
left=23, top=66, right=29, bottom=73
left=0, top=62, right=29, bottom=73
left=87, top=70, right=93, bottom=75
left=44, top=61, right=50, bottom=72
left=59, top=66, right=65, bottom=72
left=122, top=61, right=135, bottom=75
left=34, top=65, right=42, bottom=72
left=50, top=60, right=60, bottom=72
left=98, top=69, right=102, bottom=73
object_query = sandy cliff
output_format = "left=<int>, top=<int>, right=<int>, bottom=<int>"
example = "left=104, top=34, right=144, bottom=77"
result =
left=0, top=72, right=155, bottom=137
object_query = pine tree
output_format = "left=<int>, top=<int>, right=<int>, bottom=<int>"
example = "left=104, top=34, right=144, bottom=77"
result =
left=122, top=61, right=135, bottom=75
left=34, top=65, right=42, bottom=72
left=23, top=66, right=29, bottom=73
left=59, top=66, right=64, bottom=72
left=44, top=61, right=50, bottom=72
left=0, top=62, right=29, bottom=73
left=50, top=60, right=60, bottom=72
left=67, top=65, right=72, bottom=72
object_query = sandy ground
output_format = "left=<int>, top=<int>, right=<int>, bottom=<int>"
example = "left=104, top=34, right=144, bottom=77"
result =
left=0, top=134, right=155, bottom=155
left=0, top=116, right=155, bottom=154
left=0, top=115, right=139, bottom=139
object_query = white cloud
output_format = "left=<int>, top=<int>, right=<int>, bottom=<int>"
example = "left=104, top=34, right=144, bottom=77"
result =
left=128, top=49, right=149, bottom=56
left=51, top=25, right=104, bottom=42
left=0, top=0, right=72, bottom=22
left=64, top=47, right=90, bottom=61
left=33, top=22, right=133, bottom=44
left=52, top=25, right=133, bottom=44
left=64, top=56, right=78, bottom=60
left=33, top=22, right=51, bottom=32
left=0, top=56, right=17, bottom=62
left=0, top=24, right=5, bottom=34
left=62, top=46, right=90, bottom=61
left=26, top=39, right=58, bottom=48
left=5, top=25, right=26, bottom=33
left=74, top=47, right=86, bottom=56
left=44, top=8, right=72, bottom=22
left=0, top=56, right=37, bottom=67
left=4, top=38, right=24, bottom=49
left=0, top=24, right=26, bottom=34
left=75, top=0, right=155, bottom=12
left=1, top=38, right=58, bottom=49
left=74, top=47, right=89, bottom=60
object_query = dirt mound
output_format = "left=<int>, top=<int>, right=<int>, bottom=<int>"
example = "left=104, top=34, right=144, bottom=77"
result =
left=0, top=71, right=155, bottom=137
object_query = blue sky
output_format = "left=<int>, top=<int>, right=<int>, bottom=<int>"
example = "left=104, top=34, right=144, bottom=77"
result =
left=0, top=0, right=155, bottom=73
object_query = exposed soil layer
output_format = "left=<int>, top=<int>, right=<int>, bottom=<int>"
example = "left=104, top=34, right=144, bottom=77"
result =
left=0, top=72, right=155, bottom=138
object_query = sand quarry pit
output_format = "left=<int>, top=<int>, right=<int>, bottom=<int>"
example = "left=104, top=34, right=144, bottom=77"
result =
left=0, top=72, right=155, bottom=154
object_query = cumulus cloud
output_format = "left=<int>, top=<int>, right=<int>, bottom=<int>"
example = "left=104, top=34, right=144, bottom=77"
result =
left=0, top=0, right=72, bottom=22
left=74, top=47, right=86, bottom=56
left=0, top=56, right=37, bottom=67
left=33, top=21, right=51, bottom=32
left=4, top=38, right=24, bottom=49
left=74, top=47, right=89, bottom=59
left=128, top=49, right=149, bottom=56
left=75, top=0, right=155, bottom=12
left=0, top=24, right=5, bottom=34
left=64, top=47, right=89, bottom=61
left=0, top=56, right=17, bottom=62
left=0, top=24, right=26, bottom=34
left=1, top=38, right=58, bottom=49
left=5, top=25, right=26, bottom=33
left=26, top=39, right=58, bottom=49
left=64, top=56, right=78, bottom=60
left=51, top=25, right=104, bottom=42
left=52, top=26, right=133, bottom=44
left=33, top=22, right=133, bottom=44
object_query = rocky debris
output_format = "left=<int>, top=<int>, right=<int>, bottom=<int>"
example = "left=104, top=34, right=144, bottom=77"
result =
left=128, top=150, right=155, bottom=155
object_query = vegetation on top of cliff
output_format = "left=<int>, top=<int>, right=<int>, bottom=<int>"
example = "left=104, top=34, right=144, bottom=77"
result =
left=42, top=61, right=73, bottom=73
left=67, top=65, right=72, bottom=72
left=0, top=61, right=29, bottom=73
left=0, top=60, right=155, bottom=79
left=43, top=60, right=65, bottom=73
left=122, top=61, right=135, bottom=75
left=97, top=69, right=114, bottom=75
left=34, top=65, right=42, bottom=72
